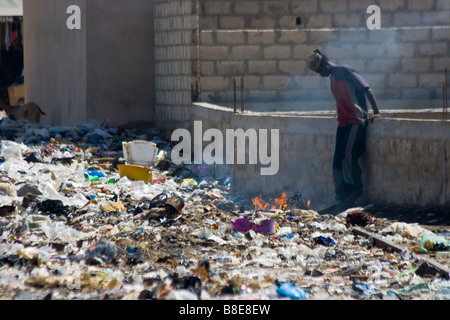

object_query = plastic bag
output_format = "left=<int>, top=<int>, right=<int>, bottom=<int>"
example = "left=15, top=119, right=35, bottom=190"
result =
left=420, top=234, right=450, bottom=253
left=1, top=140, right=25, bottom=160
left=231, top=218, right=276, bottom=235
left=277, top=282, right=309, bottom=300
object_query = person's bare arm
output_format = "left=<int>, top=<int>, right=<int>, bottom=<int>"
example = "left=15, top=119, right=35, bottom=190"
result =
left=365, top=88, right=380, bottom=117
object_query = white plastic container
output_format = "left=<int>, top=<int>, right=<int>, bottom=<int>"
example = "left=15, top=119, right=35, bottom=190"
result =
left=122, top=140, right=158, bottom=167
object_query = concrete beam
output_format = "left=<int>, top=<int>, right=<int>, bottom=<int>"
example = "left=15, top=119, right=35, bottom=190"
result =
left=352, top=226, right=450, bottom=280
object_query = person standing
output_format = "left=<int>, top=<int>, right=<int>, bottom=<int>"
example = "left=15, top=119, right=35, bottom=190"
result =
left=308, top=49, right=380, bottom=205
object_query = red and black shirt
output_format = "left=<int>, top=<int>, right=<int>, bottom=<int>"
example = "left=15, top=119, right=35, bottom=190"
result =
left=330, top=66, right=370, bottom=127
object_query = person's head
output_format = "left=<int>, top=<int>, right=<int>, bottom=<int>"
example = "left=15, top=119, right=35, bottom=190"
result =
left=308, top=49, right=331, bottom=77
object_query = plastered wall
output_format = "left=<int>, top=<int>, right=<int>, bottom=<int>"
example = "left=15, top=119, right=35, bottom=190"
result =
left=192, top=103, right=450, bottom=209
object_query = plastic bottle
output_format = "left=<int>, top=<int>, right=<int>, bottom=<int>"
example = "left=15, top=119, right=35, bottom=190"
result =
left=277, top=282, right=309, bottom=300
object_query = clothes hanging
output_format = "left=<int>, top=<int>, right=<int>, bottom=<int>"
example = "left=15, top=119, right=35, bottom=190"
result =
left=1, top=18, right=23, bottom=52
left=4, top=21, right=10, bottom=50
left=0, top=23, right=2, bottom=64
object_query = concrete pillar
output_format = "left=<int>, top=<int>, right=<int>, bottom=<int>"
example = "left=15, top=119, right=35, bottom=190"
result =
left=23, top=0, right=87, bottom=126
left=23, top=0, right=155, bottom=127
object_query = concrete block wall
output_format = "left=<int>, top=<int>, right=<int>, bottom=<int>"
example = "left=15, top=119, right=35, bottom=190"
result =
left=196, top=0, right=450, bottom=109
left=199, top=0, right=449, bottom=29
left=153, top=0, right=198, bottom=129
left=192, top=103, right=450, bottom=210
left=154, top=0, right=449, bottom=128
left=366, top=118, right=450, bottom=208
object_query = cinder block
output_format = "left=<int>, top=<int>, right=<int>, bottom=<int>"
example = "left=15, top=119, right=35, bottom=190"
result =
left=200, top=76, right=229, bottom=91
left=437, top=0, right=450, bottom=10
left=278, top=31, right=307, bottom=44
left=294, top=75, right=324, bottom=89
left=321, top=44, right=353, bottom=60
left=219, top=16, right=246, bottom=29
left=282, top=90, right=303, bottom=101
left=293, top=44, right=319, bottom=59
left=432, top=57, right=450, bottom=71
left=232, top=1, right=260, bottom=15
left=240, top=75, right=259, bottom=89
left=249, top=17, right=275, bottom=29
left=249, top=61, right=277, bottom=74
left=231, top=45, right=261, bottom=60
left=292, top=0, right=318, bottom=14
left=279, top=61, right=307, bottom=74
left=308, top=30, right=338, bottom=43
left=262, top=76, right=291, bottom=90
left=200, top=31, right=214, bottom=45
left=401, top=29, right=430, bottom=42
left=389, top=74, right=417, bottom=88
left=366, top=58, right=401, bottom=73
left=392, top=12, right=422, bottom=26
left=334, top=13, right=363, bottom=27
left=320, top=0, right=348, bottom=13
left=204, top=1, right=231, bottom=15
left=368, top=29, right=398, bottom=43
left=402, top=58, right=430, bottom=73
left=263, top=45, right=291, bottom=59
left=263, top=1, right=289, bottom=15
left=217, top=61, right=245, bottom=75
left=401, top=88, right=434, bottom=99
left=387, top=43, right=415, bottom=58
left=340, top=29, right=369, bottom=43
left=199, top=61, right=214, bottom=76
left=422, top=11, right=450, bottom=25
left=355, top=44, right=385, bottom=58
left=407, top=0, right=434, bottom=11
left=305, top=15, right=332, bottom=28
left=216, top=31, right=245, bottom=45
left=304, top=88, right=333, bottom=100
left=420, top=73, right=445, bottom=87
left=378, top=0, right=407, bottom=11
left=247, top=90, right=277, bottom=101
left=347, top=1, right=372, bottom=13
left=247, top=31, right=276, bottom=44
left=431, top=28, right=450, bottom=41
left=200, top=16, right=218, bottom=29
left=200, top=46, right=229, bottom=60
left=364, top=74, right=387, bottom=88
left=278, top=15, right=299, bottom=29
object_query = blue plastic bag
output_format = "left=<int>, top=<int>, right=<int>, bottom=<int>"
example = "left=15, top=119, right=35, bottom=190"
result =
left=85, top=170, right=107, bottom=178
left=277, top=282, right=309, bottom=300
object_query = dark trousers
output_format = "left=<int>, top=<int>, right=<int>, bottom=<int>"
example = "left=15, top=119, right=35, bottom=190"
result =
left=332, top=123, right=367, bottom=201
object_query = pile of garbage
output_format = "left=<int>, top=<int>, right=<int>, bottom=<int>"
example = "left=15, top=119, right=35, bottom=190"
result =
left=0, top=117, right=449, bottom=301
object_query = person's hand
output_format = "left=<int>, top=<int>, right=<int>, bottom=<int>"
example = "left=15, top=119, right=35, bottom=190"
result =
left=369, top=113, right=381, bottom=123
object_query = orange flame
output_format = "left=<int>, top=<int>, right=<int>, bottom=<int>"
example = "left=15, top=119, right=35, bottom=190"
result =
left=252, top=193, right=311, bottom=211
left=274, top=192, right=288, bottom=210
left=252, top=192, right=288, bottom=211
left=252, top=194, right=271, bottom=211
